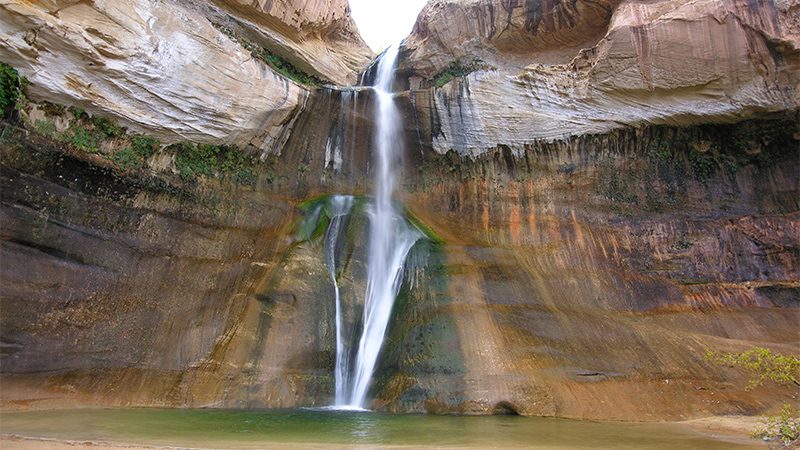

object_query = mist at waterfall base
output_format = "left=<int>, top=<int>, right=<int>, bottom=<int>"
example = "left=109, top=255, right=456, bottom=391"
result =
left=304, top=45, right=423, bottom=410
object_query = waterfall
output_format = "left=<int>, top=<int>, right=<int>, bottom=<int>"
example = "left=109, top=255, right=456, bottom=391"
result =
left=345, top=44, right=421, bottom=408
left=311, top=45, right=421, bottom=410
left=324, top=195, right=355, bottom=406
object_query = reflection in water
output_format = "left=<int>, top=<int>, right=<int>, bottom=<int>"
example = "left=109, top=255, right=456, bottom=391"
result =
left=349, top=411, right=378, bottom=440
left=0, top=408, right=758, bottom=449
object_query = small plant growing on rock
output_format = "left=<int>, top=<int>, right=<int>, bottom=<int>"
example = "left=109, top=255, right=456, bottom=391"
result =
left=705, top=347, right=800, bottom=390
left=297, top=162, right=310, bottom=175
left=64, top=126, right=101, bottom=153
left=92, top=115, right=124, bottom=138
left=113, top=135, right=159, bottom=170
left=70, top=107, right=85, bottom=121
left=173, top=142, right=215, bottom=180
left=0, top=62, right=26, bottom=116
left=751, top=404, right=799, bottom=446
left=433, top=59, right=492, bottom=87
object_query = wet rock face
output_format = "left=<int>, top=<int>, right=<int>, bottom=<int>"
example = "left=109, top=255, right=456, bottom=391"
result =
left=0, top=0, right=371, bottom=150
left=0, top=109, right=798, bottom=418
left=372, top=114, right=800, bottom=418
left=399, top=0, right=799, bottom=154
left=0, top=123, right=348, bottom=409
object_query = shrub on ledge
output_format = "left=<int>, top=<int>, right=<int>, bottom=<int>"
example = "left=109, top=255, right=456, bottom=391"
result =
left=705, top=347, right=800, bottom=390
left=433, top=59, right=492, bottom=87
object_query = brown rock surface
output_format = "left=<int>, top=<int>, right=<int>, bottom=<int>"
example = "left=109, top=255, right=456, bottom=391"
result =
left=369, top=114, right=800, bottom=418
left=6, top=107, right=798, bottom=420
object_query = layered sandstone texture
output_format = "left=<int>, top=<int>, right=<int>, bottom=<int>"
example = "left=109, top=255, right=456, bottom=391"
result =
left=1, top=0, right=799, bottom=422
left=399, top=0, right=800, bottom=155
left=201, top=0, right=373, bottom=85
left=380, top=115, right=800, bottom=418
left=2, top=111, right=798, bottom=419
left=0, top=0, right=371, bottom=150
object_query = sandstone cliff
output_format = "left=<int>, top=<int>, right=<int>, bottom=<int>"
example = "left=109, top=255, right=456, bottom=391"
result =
left=399, top=0, right=800, bottom=155
left=202, top=0, right=373, bottom=85
left=2, top=104, right=797, bottom=419
left=0, top=0, right=371, bottom=150
left=1, top=0, right=798, bottom=423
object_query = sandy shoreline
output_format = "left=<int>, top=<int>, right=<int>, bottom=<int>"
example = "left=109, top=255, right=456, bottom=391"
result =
left=1, top=434, right=174, bottom=450
left=1, top=434, right=426, bottom=450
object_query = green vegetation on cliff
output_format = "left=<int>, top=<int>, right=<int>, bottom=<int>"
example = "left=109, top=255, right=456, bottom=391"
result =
left=26, top=105, right=109, bottom=154
left=172, top=142, right=256, bottom=183
left=113, top=135, right=160, bottom=169
left=433, top=59, right=492, bottom=87
left=705, top=347, right=800, bottom=389
left=1, top=62, right=26, bottom=116
left=2, top=62, right=264, bottom=186
left=212, top=24, right=328, bottom=87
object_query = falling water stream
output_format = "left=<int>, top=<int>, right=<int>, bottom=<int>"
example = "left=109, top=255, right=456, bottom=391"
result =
left=321, top=45, right=422, bottom=409
left=348, top=44, right=421, bottom=408
left=324, top=195, right=355, bottom=406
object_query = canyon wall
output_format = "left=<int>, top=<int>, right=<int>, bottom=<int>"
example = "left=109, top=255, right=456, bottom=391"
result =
left=1, top=0, right=798, bottom=421
left=399, top=0, right=799, bottom=154
left=0, top=0, right=371, bottom=150
left=376, top=0, right=799, bottom=416
left=377, top=115, right=800, bottom=418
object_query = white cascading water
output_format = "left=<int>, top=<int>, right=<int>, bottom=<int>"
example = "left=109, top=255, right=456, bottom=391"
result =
left=315, top=45, right=421, bottom=410
left=348, top=44, right=421, bottom=408
left=331, top=44, right=421, bottom=409
left=323, top=195, right=355, bottom=406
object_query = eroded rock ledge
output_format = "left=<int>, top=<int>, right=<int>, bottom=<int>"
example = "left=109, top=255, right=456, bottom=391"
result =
left=0, top=0, right=372, bottom=151
left=399, top=0, right=800, bottom=156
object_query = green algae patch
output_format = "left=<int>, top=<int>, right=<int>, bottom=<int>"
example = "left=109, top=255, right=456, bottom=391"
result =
left=295, top=199, right=331, bottom=242
left=404, top=207, right=445, bottom=244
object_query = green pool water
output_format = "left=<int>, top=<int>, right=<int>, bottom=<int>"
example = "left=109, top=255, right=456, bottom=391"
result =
left=0, top=408, right=760, bottom=449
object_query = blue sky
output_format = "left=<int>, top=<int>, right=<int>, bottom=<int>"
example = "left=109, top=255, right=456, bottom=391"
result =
left=349, top=0, right=429, bottom=52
